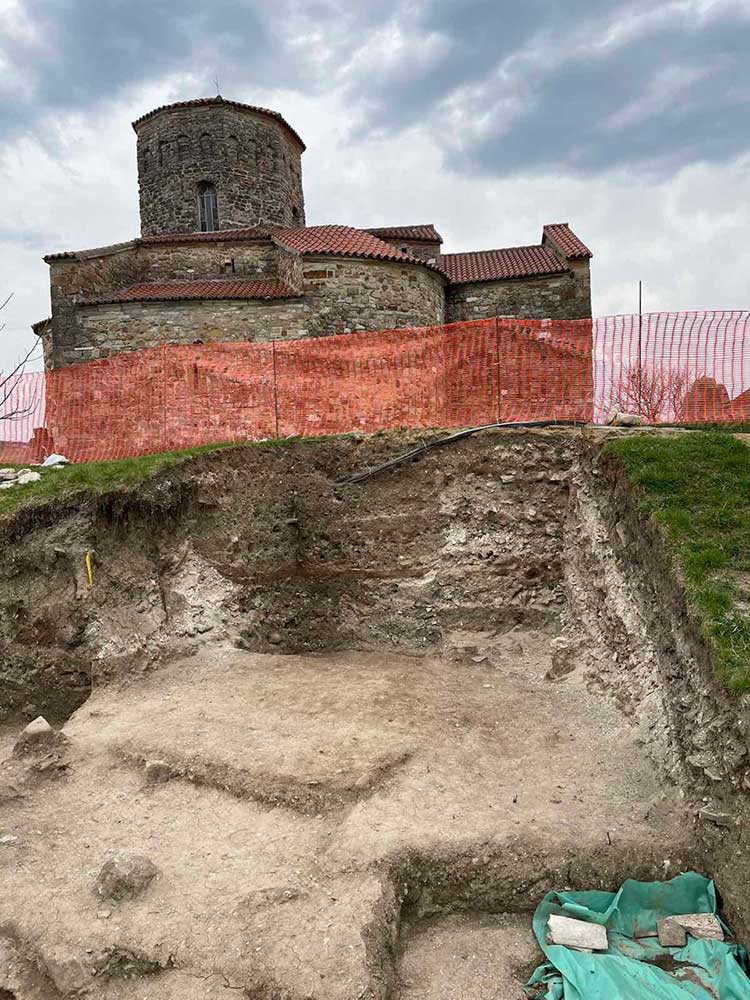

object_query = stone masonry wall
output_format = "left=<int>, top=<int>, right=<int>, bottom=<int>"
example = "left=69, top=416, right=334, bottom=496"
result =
left=299, top=256, right=446, bottom=336
left=46, top=241, right=283, bottom=367
left=46, top=248, right=445, bottom=366
left=135, top=105, right=305, bottom=236
left=447, top=261, right=592, bottom=323
left=141, top=242, right=278, bottom=281
left=75, top=299, right=309, bottom=362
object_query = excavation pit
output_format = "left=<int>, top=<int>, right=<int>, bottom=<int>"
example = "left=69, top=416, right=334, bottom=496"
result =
left=0, top=428, right=749, bottom=997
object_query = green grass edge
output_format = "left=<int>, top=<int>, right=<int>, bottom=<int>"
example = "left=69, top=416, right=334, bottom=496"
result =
left=603, top=431, right=750, bottom=694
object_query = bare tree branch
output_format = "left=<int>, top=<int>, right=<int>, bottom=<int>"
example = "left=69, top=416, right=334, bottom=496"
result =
left=0, top=293, right=43, bottom=424
left=611, top=362, right=695, bottom=423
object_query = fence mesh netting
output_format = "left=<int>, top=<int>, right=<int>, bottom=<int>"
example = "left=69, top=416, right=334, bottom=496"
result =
left=1, top=311, right=749, bottom=465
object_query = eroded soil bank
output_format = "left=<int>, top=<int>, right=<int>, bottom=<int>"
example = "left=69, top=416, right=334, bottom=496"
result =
left=0, top=427, right=748, bottom=998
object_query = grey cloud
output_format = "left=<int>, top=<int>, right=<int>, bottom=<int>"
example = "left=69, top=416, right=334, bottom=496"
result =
left=349, top=1, right=750, bottom=175
left=1, top=0, right=748, bottom=178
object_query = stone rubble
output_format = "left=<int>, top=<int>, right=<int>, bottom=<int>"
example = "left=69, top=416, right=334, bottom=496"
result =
left=94, top=852, right=160, bottom=902
left=658, top=913, right=724, bottom=946
left=0, top=466, right=51, bottom=490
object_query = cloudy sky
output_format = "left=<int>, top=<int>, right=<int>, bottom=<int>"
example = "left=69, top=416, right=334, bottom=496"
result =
left=1, top=0, right=749, bottom=370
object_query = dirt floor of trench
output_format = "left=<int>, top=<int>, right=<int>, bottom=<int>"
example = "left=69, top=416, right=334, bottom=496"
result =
left=1, top=633, right=698, bottom=999
left=0, top=428, right=743, bottom=999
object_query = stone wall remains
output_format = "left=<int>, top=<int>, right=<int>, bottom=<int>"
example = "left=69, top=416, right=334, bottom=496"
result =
left=447, top=261, right=592, bottom=323
left=135, top=105, right=305, bottom=236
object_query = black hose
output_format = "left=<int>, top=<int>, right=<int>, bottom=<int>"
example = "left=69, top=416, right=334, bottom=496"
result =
left=336, top=419, right=587, bottom=485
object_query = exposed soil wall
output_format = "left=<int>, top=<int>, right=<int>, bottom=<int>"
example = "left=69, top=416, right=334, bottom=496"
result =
left=564, top=430, right=750, bottom=941
left=0, top=429, right=576, bottom=723
left=566, top=433, right=750, bottom=789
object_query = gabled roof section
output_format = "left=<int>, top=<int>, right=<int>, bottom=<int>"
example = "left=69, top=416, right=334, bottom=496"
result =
left=363, top=225, right=443, bottom=244
left=438, top=245, right=567, bottom=285
left=273, top=225, right=436, bottom=267
left=542, top=223, right=592, bottom=260
left=81, top=279, right=300, bottom=306
left=132, top=97, right=305, bottom=151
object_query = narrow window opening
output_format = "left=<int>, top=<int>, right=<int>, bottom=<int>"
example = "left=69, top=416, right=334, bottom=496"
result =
left=291, top=205, right=300, bottom=225
left=197, top=181, right=219, bottom=232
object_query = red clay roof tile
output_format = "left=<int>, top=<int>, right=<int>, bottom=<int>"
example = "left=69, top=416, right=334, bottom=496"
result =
left=81, top=279, right=300, bottom=306
left=542, top=223, right=592, bottom=259
left=272, top=225, right=435, bottom=267
left=438, top=245, right=568, bottom=284
left=131, top=97, right=305, bottom=150
left=43, top=226, right=436, bottom=267
left=363, top=225, right=443, bottom=244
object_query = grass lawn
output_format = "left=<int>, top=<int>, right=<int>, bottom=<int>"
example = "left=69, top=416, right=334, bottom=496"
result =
left=604, top=432, right=750, bottom=693
left=0, top=442, right=243, bottom=520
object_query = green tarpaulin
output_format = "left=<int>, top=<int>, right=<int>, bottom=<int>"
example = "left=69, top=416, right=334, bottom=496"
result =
left=526, top=872, right=750, bottom=999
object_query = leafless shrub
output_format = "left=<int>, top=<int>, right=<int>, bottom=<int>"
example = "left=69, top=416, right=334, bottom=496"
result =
left=611, top=362, right=694, bottom=423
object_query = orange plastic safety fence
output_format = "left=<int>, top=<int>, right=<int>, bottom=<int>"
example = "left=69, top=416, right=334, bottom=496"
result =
left=1, top=311, right=749, bottom=465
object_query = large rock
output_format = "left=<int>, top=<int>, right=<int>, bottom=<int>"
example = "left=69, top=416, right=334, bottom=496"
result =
left=547, top=914, right=608, bottom=951
left=94, top=852, right=160, bottom=902
left=13, top=716, right=59, bottom=757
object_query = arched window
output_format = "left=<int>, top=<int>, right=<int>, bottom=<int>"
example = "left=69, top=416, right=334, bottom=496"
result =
left=177, top=134, right=190, bottom=162
left=197, top=182, right=219, bottom=232
left=159, top=140, right=173, bottom=166
left=291, top=205, right=300, bottom=225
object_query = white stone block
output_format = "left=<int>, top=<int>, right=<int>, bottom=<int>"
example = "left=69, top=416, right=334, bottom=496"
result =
left=547, top=915, right=608, bottom=951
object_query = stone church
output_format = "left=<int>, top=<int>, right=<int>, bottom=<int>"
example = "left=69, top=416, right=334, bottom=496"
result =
left=35, top=97, right=593, bottom=369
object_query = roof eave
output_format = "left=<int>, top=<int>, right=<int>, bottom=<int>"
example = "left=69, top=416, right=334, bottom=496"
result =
left=446, top=268, right=568, bottom=286
left=131, top=97, right=306, bottom=152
